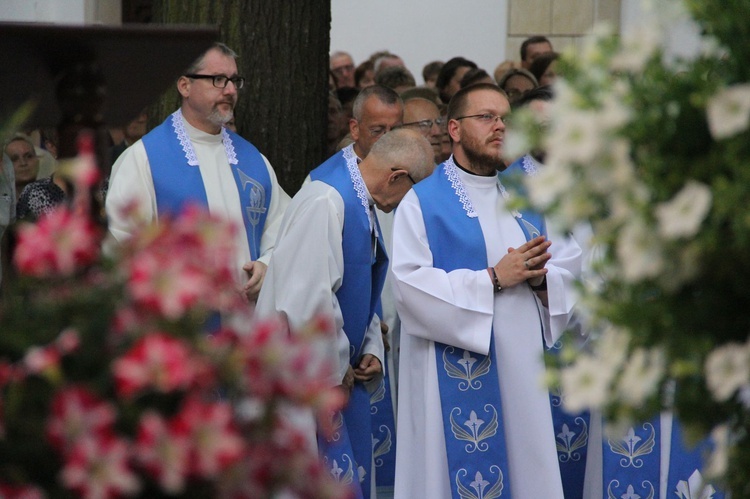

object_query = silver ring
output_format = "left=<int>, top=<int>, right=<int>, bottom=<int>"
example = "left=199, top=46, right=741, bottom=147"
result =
left=524, top=260, right=530, bottom=269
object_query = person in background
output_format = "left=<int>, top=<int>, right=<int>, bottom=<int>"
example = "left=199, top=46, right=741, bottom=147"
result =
left=355, top=60, right=376, bottom=89
left=400, top=97, right=443, bottom=165
left=422, top=60, right=444, bottom=88
left=435, top=56, right=477, bottom=104
left=373, top=53, right=405, bottom=77
left=459, top=67, right=496, bottom=89
left=497, top=67, right=539, bottom=104
left=331, top=51, right=357, bottom=89
left=110, top=109, right=148, bottom=164
left=4, top=135, right=40, bottom=202
left=375, top=66, right=417, bottom=94
left=493, top=59, right=521, bottom=83
left=520, top=35, right=554, bottom=70
left=529, top=51, right=560, bottom=87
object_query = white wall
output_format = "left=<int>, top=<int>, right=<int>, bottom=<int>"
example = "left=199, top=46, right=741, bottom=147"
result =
left=0, top=0, right=120, bottom=24
left=330, top=0, right=508, bottom=86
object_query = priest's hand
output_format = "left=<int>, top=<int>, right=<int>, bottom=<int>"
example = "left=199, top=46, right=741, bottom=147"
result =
left=492, top=235, right=551, bottom=289
left=337, top=365, right=355, bottom=406
left=353, top=354, right=382, bottom=383
left=241, top=260, right=267, bottom=302
left=381, top=321, right=390, bottom=353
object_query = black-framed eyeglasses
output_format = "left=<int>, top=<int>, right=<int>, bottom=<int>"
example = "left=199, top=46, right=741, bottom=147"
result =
left=455, top=113, right=509, bottom=125
left=391, top=167, right=416, bottom=184
left=184, top=74, right=245, bottom=89
left=398, top=117, right=445, bottom=133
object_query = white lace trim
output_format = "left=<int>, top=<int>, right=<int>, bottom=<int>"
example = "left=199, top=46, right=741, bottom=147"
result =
left=444, top=156, right=520, bottom=219
left=342, top=144, right=374, bottom=228
left=170, top=109, right=237, bottom=166
left=443, top=156, right=478, bottom=218
left=521, top=154, right=539, bottom=177
left=222, top=128, right=238, bottom=165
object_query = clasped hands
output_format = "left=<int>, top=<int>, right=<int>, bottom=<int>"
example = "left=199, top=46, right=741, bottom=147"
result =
left=338, top=354, right=382, bottom=406
left=490, top=235, right=551, bottom=289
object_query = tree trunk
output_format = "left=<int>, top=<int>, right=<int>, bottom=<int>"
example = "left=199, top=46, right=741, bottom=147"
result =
left=148, top=0, right=331, bottom=194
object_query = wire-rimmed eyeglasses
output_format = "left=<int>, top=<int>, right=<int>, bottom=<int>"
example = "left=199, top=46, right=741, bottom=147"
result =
left=454, top=113, right=509, bottom=125
left=185, top=74, right=245, bottom=89
left=398, top=117, right=445, bottom=134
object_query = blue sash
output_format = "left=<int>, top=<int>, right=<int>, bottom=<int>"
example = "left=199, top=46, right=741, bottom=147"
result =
left=603, top=415, right=724, bottom=498
left=414, top=159, right=511, bottom=498
left=501, top=155, right=590, bottom=498
left=371, top=355, right=397, bottom=496
left=143, top=110, right=271, bottom=261
left=310, top=147, right=389, bottom=499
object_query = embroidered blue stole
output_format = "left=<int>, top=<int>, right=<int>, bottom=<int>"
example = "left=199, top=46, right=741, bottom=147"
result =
left=371, top=358, right=397, bottom=495
left=310, top=149, right=389, bottom=499
left=413, top=160, right=511, bottom=498
left=603, top=414, right=724, bottom=498
left=500, top=156, right=589, bottom=499
left=142, top=111, right=271, bottom=261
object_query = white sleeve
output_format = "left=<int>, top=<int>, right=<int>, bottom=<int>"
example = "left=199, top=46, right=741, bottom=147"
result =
left=540, top=219, right=584, bottom=346
left=105, top=140, right=157, bottom=243
left=391, top=190, right=495, bottom=356
left=255, top=182, right=349, bottom=387
left=256, top=154, right=291, bottom=266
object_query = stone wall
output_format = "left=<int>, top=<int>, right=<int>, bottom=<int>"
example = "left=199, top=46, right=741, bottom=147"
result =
left=506, top=0, right=621, bottom=64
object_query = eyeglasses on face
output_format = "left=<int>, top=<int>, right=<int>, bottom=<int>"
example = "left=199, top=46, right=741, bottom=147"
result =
left=185, top=74, right=245, bottom=89
left=455, top=113, right=509, bottom=125
left=367, top=125, right=400, bottom=139
left=332, top=64, right=355, bottom=76
left=391, top=167, right=416, bottom=184
left=397, top=117, right=445, bottom=133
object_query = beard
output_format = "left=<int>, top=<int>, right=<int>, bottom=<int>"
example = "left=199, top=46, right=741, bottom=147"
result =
left=208, top=104, right=234, bottom=127
left=461, top=132, right=504, bottom=175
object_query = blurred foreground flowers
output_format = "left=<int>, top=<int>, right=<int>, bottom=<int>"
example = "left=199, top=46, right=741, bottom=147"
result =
left=0, top=148, right=349, bottom=498
left=507, top=0, right=750, bottom=496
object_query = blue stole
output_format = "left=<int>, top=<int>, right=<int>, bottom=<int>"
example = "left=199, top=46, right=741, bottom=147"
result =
left=413, top=159, right=511, bottom=498
left=371, top=356, right=397, bottom=495
left=310, top=147, right=389, bottom=499
left=603, top=414, right=724, bottom=498
left=500, top=156, right=590, bottom=498
left=142, top=110, right=271, bottom=261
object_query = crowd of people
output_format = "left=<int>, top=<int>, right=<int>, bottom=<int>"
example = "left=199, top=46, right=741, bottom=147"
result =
left=1, top=36, right=720, bottom=499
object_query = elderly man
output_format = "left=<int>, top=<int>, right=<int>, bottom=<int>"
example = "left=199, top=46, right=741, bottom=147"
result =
left=331, top=51, right=357, bottom=89
left=401, top=97, right=443, bottom=164
left=106, top=42, right=289, bottom=305
left=257, top=128, right=434, bottom=499
left=391, top=83, right=582, bottom=498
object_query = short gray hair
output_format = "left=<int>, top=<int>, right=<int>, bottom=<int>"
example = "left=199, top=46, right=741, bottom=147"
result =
left=368, top=128, right=435, bottom=182
left=351, top=85, right=402, bottom=121
left=185, top=42, right=238, bottom=75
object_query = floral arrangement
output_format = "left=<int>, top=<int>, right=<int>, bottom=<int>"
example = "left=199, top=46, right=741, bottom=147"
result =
left=0, top=136, right=349, bottom=498
left=506, top=0, right=750, bottom=495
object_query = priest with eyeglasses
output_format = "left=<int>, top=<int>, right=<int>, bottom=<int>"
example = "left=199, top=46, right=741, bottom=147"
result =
left=391, top=83, right=582, bottom=499
left=106, top=42, right=290, bottom=311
